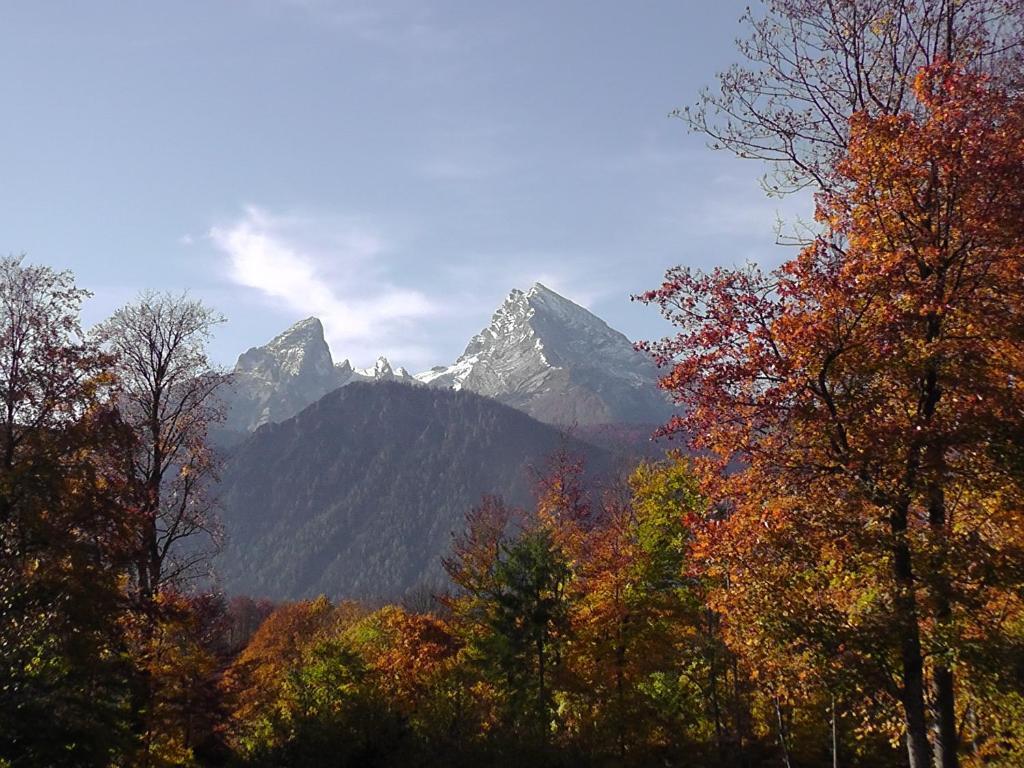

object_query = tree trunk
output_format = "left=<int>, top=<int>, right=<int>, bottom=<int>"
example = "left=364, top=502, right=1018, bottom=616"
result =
left=932, top=665, right=958, bottom=768
left=890, top=504, right=934, bottom=768
left=731, top=654, right=749, bottom=767
left=537, top=628, right=547, bottom=735
left=707, top=623, right=726, bottom=763
left=831, top=694, right=839, bottom=768
left=615, top=612, right=628, bottom=759
left=927, top=476, right=958, bottom=768
left=774, top=697, right=793, bottom=768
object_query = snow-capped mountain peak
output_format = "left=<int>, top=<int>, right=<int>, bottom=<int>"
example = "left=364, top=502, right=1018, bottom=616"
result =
left=238, top=316, right=333, bottom=379
left=222, top=284, right=668, bottom=434
left=416, top=284, right=670, bottom=425
left=355, top=355, right=394, bottom=379
left=225, top=317, right=340, bottom=432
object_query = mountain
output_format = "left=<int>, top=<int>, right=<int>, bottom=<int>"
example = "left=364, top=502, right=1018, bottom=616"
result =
left=416, top=283, right=671, bottom=426
left=221, top=318, right=338, bottom=433
left=221, top=318, right=413, bottom=434
left=351, top=356, right=414, bottom=382
left=216, top=381, right=617, bottom=601
left=220, top=283, right=669, bottom=434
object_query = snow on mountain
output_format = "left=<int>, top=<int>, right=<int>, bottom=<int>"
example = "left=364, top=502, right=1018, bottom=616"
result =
left=221, top=318, right=413, bottom=433
left=353, top=355, right=415, bottom=383
left=415, top=283, right=671, bottom=426
left=220, top=283, right=668, bottom=434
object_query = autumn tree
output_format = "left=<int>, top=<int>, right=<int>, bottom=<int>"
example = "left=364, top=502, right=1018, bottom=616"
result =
left=640, top=64, right=1024, bottom=767
left=344, top=605, right=461, bottom=749
left=224, top=595, right=276, bottom=655
left=223, top=597, right=367, bottom=759
left=443, top=485, right=576, bottom=750
left=96, top=291, right=229, bottom=601
left=224, top=599, right=463, bottom=767
left=0, top=256, right=111, bottom=526
left=441, top=495, right=516, bottom=609
left=566, top=456, right=713, bottom=763
left=0, top=256, right=137, bottom=765
left=121, top=591, right=234, bottom=767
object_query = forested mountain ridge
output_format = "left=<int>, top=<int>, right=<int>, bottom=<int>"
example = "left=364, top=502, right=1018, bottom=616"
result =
left=216, top=380, right=618, bottom=601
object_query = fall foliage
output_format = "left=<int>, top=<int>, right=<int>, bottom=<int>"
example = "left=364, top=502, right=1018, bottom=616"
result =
left=638, top=62, right=1024, bottom=767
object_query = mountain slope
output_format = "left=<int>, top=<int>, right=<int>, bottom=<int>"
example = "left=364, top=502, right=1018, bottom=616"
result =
left=216, top=381, right=617, bottom=601
left=417, top=283, right=671, bottom=425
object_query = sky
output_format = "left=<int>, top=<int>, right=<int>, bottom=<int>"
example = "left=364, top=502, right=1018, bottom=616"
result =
left=0, top=1, right=812, bottom=370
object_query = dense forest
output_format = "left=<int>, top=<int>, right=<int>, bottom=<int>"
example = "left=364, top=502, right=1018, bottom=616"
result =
left=3, top=1, right=1024, bottom=766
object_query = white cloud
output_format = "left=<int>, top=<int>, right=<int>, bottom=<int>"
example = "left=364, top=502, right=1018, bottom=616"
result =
left=210, top=206, right=437, bottom=366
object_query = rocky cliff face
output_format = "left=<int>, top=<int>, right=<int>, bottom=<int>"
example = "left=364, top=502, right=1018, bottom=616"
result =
left=416, top=283, right=671, bottom=425
left=222, top=318, right=340, bottom=433
left=221, top=284, right=668, bottom=433
left=221, top=318, right=412, bottom=433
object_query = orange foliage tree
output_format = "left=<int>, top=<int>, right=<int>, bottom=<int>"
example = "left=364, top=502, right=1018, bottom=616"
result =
left=638, top=63, right=1024, bottom=768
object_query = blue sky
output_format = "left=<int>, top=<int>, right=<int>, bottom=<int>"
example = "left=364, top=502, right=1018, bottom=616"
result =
left=0, top=1, right=811, bottom=370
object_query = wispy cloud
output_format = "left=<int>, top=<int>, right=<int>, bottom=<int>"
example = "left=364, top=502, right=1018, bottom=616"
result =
left=209, top=206, right=437, bottom=366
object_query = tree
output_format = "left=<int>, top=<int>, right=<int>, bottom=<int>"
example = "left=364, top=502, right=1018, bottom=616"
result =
left=685, top=0, right=1024, bottom=194
left=224, top=595, right=276, bottom=656
left=640, top=63, right=1024, bottom=767
left=489, top=527, right=571, bottom=736
left=443, top=493, right=573, bottom=747
left=0, top=256, right=108, bottom=520
left=0, top=256, right=137, bottom=765
left=566, top=456, right=710, bottom=763
left=224, top=597, right=367, bottom=758
left=123, top=591, right=231, bottom=767
left=442, top=495, right=516, bottom=606
left=96, top=292, right=229, bottom=600
left=345, top=605, right=461, bottom=749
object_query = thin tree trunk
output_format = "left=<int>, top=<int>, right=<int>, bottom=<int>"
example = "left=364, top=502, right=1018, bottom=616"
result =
left=928, top=477, right=958, bottom=768
left=732, top=654, right=749, bottom=767
left=890, top=503, right=933, bottom=768
left=917, top=202, right=958, bottom=768
left=831, top=694, right=839, bottom=768
left=615, top=612, right=628, bottom=760
left=707, top=619, right=726, bottom=763
left=775, top=697, right=793, bottom=768
left=537, top=627, right=547, bottom=736
left=932, top=665, right=958, bottom=768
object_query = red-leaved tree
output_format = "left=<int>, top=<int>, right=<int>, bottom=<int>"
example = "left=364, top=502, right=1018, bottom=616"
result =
left=639, top=64, right=1024, bottom=768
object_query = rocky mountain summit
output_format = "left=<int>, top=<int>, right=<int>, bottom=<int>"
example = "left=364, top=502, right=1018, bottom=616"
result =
left=416, top=283, right=671, bottom=425
left=221, top=283, right=669, bottom=433
left=222, top=318, right=411, bottom=433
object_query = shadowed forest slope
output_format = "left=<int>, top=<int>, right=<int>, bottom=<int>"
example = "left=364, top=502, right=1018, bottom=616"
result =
left=217, top=381, right=618, bottom=600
